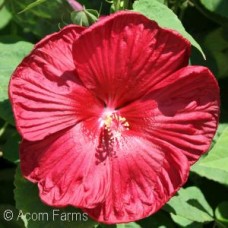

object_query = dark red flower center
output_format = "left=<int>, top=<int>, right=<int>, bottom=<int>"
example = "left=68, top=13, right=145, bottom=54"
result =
left=95, top=109, right=130, bottom=164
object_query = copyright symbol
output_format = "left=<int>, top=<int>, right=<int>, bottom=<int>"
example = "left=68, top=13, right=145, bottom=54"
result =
left=3, top=209, right=13, bottom=221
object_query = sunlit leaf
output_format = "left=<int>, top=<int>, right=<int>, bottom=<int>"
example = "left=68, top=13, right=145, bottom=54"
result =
left=0, top=0, right=12, bottom=29
left=191, top=125, right=228, bottom=185
left=116, top=222, right=142, bottom=228
left=170, top=214, right=203, bottom=227
left=164, top=187, right=214, bottom=223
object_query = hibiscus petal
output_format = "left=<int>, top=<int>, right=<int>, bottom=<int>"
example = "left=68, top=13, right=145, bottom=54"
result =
left=20, top=122, right=111, bottom=208
left=73, top=11, right=190, bottom=109
left=120, top=66, right=220, bottom=164
left=21, top=121, right=189, bottom=224
left=84, top=133, right=189, bottom=223
left=9, top=25, right=103, bottom=141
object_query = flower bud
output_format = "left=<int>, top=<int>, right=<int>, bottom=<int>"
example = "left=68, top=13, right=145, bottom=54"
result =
left=71, top=8, right=99, bottom=27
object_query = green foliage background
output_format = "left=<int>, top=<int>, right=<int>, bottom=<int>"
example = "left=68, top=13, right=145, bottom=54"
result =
left=0, top=0, right=228, bottom=227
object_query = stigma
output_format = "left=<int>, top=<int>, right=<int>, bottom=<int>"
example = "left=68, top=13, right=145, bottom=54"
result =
left=99, top=110, right=130, bottom=140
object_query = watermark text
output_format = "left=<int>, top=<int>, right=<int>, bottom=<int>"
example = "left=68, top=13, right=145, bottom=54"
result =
left=2, top=209, right=88, bottom=222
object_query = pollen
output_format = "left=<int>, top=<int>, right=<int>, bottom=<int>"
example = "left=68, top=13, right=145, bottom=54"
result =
left=99, top=111, right=130, bottom=140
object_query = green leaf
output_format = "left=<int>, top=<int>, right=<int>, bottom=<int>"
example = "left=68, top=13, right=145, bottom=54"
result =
left=191, top=125, right=228, bottom=185
left=155, top=0, right=166, bottom=3
left=191, top=165, right=228, bottom=186
left=14, top=166, right=98, bottom=228
left=192, top=0, right=228, bottom=25
left=18, top=0, right=47, bottom=14
left=5, top=0, right=72, bottom=37
left=164, top=187, right=214, bottom=223
left=0, top=41, right=33, bottom=125
left=203, top=27, right=228, bottom=79
left=215, top=202, right=228, bottom=226
left=170, top=214, right=203, bottom=227
left=199, top=0, right=228, bottom=19
left=133, top=0, right=205, bottom=58
left=2, top=131, right=20, bottom=163
left=0, top=0, right=12, bottom=29
left=116, top=222, right=141, bottom=228
left=212, top=123, right=228, bottom=144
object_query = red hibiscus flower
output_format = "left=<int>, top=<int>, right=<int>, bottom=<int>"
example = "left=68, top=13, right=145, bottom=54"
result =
left=9, top=11, right=219, bottom=224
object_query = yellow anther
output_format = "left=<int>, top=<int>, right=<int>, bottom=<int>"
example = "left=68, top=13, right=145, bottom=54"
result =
left=104, top=115, right=113, bottom=128
left=100, top=111, right=130, bottom=139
